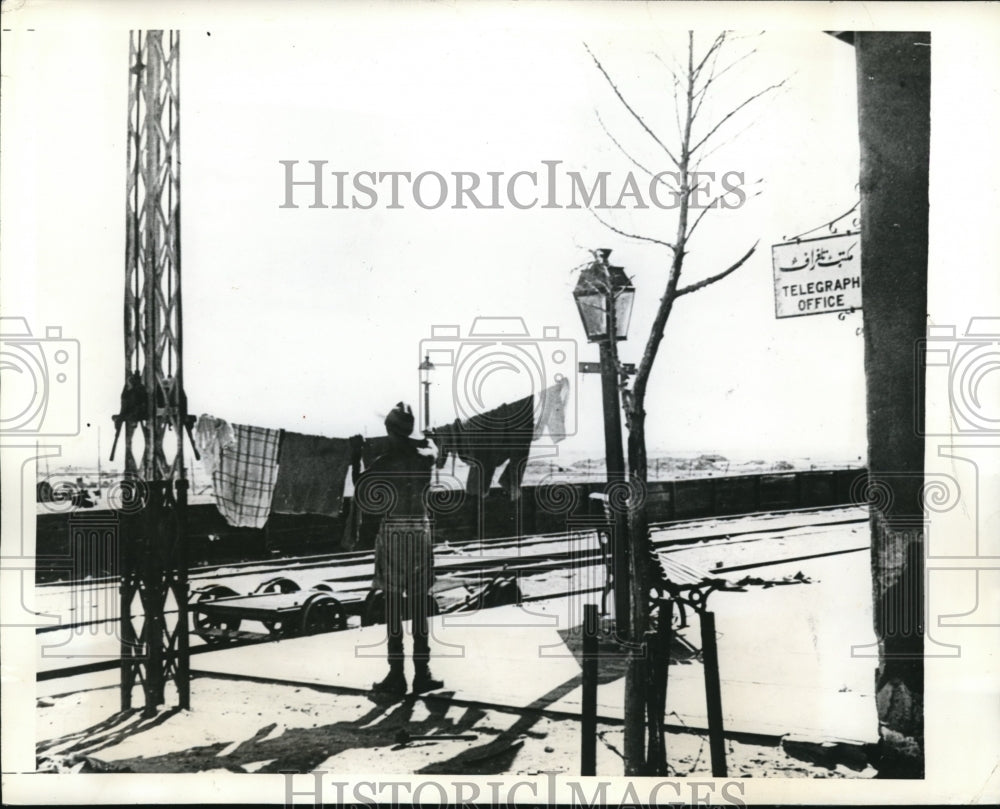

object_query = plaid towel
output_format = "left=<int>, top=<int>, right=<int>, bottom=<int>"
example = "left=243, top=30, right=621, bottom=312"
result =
left=212, top=423, right=281, bottom=528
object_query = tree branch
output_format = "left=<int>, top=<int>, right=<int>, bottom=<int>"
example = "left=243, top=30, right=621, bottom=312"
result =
left=595, top=110, right=677, bottom=191
left=691, top=32, right=726, bottom=82
left=586, top=44, right=681, bottom=168
left=695, top=113, right=762, bottom=163
left=685, top=190, right=722, bottom=241
left=589, top=208, right=676, bottom=250
left=651, top=52, right=685, bottom=138
left=691, top=40, right=727, bottom=118
left=692, top=47, right=757, bottom=121
left=675, top=241, right=758, bottom=297
left=704, top=46, right=757, bottom=92
left=689, top=80, right=786, bottom=156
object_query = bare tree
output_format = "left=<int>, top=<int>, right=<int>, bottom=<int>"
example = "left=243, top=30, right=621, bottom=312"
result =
left=585, top=32, right=784, bottom=776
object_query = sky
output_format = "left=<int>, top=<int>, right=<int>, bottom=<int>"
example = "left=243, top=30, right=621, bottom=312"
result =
left=3, top=9, right=872, bottom=471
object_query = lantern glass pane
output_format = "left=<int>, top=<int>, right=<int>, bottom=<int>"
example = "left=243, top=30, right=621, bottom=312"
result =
left=576, top=291, right=607, bottom=340
left=614, top=289, right=634, bottom=339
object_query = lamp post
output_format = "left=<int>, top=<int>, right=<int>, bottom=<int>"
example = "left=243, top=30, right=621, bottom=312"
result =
left=419, top=355, right=435, bottom=431
left=573, top=248, right=635, bottom=638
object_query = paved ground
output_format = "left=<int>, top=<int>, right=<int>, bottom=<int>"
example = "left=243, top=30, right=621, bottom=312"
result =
left=33, top=506, right=867, bottom=670
left=35, top=677, right=874, bottom=778
left=34, top=507, right=878, bottom=776
left=184, top=548, right=877, bottom=742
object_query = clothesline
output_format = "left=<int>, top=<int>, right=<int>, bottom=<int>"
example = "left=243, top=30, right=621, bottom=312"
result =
left=194, top=377, right=571, bottom=528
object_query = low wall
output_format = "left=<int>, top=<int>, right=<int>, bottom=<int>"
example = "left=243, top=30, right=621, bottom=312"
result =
left=35, top=467, right=866, bottom=583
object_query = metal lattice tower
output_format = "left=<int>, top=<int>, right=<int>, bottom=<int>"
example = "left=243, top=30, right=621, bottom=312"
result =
left=118, top=30, right=191, bottom=713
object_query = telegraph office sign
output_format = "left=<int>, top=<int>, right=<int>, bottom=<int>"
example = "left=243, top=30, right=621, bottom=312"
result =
left=772, top=232, right=861, bottom=318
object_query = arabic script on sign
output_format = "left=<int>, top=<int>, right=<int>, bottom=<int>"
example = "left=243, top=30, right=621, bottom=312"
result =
left=772, top=232, right=862, bottom=319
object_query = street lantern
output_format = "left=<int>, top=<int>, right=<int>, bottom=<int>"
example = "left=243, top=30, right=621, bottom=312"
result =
left=419, top=354, right=435, bottom=430
left=573, top=248, right=634, bottom=638
left=573, top=248, right=635, bottom=342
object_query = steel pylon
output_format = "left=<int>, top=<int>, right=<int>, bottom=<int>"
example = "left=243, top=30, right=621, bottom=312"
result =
left=118, top=30, right=191, bottom=713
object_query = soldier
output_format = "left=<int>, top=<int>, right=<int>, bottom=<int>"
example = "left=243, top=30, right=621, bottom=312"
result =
left=358, top=402, right=444, bottom=696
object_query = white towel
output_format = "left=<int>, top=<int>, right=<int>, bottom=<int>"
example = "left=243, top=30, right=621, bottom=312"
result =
left=194, top=413, right=235, bottom=479
left=534, top=377, right=570, bottom=442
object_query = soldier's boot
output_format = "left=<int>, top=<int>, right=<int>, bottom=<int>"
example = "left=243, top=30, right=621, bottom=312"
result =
left=411, top=663, right=444, bottom=694
left=372, top=663, right=407, bottom=696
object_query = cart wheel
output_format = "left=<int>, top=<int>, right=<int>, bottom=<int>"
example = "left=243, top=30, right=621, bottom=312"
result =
left=254, top=576, right=300, bottom=595
left=262, top=618, right=288, bottom=638
left=192, top=585, right=241, bottom=644
left=300, top=593, right=347, bottom=635
left=362, top=590, right=385, bottom=626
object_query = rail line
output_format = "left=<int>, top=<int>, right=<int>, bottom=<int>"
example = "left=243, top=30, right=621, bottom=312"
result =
left=36, top=508, right=869, bottom=681
left=36, top=506, right=867, bottom=592
left=34, top=509, right=866, bottom=637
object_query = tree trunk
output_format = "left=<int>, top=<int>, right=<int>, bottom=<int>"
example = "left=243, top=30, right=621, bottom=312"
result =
left=590, top=31, right=773, bottom=778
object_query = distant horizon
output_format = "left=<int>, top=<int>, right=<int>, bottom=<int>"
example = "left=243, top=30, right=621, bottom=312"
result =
left=37, top=444, right=866, bottom=480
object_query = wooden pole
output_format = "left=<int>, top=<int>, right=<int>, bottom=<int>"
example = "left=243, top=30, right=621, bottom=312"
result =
left=643, top=628, right=661, bottom=774
left=654, top=599, right=674, bottom=775
left=700, top=610, right=727, bottom=776
left=581, top=603, right=599, bottom=775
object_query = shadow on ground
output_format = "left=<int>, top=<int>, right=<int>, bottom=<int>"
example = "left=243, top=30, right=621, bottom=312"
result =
left=37, top=693, right=509, bottom=774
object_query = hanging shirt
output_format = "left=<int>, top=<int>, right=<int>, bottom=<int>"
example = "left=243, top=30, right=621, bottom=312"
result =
left=433, top=395, right=535, bottom=500
left=431, top=420, right=463, bottom=471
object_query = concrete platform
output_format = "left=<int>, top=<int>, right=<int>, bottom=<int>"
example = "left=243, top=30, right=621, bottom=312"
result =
left=190, top=550, right=878, bottom=743
left=34, top=508, right=868, bottom=671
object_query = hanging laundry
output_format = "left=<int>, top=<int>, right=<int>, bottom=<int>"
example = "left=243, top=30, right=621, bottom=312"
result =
left=210, top=422, right=281, bottom=528
left=348, top=434, right=364, bottom=483
left=194, top=414, right=235, bottom=480
left=271, top=432, right=362, bottom=518
left=431, top=420, right=463, bottom=471
left=534, top=377, right=571, bottom=443
left=339, top=435, right=366, bottom=551
left=433, top=395, right=534, bottom=500
left=361, top=435, right=391, bottom=470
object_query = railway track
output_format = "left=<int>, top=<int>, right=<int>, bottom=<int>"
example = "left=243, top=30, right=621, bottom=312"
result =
left=36, top=505, right=866, bottom=594
left=36, top=506, right=868, bottom=680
